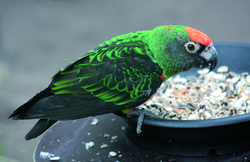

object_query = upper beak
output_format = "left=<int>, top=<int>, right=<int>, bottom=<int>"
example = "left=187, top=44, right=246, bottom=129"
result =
left=195, top=43, right=218, bottom=72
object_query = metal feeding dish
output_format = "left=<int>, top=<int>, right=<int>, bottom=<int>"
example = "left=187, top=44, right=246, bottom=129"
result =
left=121, top=42, right=250, bottom=156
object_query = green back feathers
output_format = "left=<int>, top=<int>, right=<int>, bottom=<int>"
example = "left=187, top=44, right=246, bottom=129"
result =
left=51, top=30, right=162, bottom=105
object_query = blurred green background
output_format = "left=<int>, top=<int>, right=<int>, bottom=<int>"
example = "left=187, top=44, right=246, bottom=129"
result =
left=0, top=0, right=250, bottom=161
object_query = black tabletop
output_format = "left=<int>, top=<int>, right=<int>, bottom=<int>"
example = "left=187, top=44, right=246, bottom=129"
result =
left=34, top=113, right=250, bottom=162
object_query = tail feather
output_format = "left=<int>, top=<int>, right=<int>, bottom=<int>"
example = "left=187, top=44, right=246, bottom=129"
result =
left=9, top=86, right=52, bottom=119
left=25, top=119, right=57, bottom=140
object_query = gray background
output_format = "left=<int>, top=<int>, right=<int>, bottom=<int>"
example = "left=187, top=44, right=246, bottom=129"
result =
left=0, top=0, right=249, bottom=161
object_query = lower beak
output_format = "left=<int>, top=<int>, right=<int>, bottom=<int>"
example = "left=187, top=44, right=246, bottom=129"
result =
left=195, top=44, right=218, bottom=72
left=201, top=46, right=218, bottom=72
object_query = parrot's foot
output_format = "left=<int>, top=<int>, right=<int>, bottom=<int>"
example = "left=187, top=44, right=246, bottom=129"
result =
left=126, top=109, right=161, bottom=135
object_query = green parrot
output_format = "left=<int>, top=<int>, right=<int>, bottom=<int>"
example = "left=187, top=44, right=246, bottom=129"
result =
left=9, top=25, right=218, bottom=140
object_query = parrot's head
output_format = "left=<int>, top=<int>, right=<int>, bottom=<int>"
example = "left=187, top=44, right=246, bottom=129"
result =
left=147, top=25, right=218, bottom=79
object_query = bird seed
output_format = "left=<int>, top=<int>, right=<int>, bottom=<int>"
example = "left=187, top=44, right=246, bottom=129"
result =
left=138, top=65, right=250, bottom=120
left=109, top=151, right=117, bottom=157
left=85, top=141, right=95, bottom=150
left=90, top=118, right=99, bottom=125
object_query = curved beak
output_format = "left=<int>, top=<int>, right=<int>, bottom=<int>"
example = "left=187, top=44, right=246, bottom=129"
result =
left=195, top=43, right=218, bottom=72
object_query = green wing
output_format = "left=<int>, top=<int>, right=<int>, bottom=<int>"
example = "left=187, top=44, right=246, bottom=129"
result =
left=18, top=33, right=163, bottom=120
left=52, top=34, right=163, bottom=104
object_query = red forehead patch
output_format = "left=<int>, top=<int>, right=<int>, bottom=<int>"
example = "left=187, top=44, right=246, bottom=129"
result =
left=184, top=27, right=212, bottom=46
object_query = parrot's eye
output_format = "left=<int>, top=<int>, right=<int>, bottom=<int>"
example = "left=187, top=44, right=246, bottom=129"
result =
left=184, top=42, right=200, bottom=54
left=187, top=44, right=195, bottom=51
